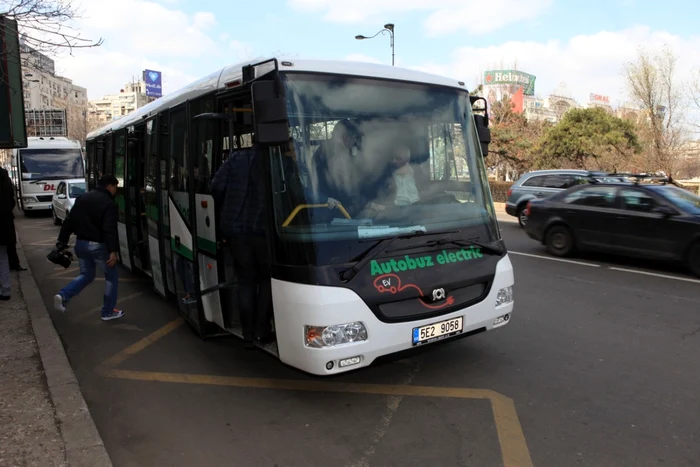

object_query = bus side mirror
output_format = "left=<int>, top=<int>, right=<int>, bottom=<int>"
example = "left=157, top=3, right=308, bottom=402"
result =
left=474, top=114, right=490, bottom=158
left=251, top=80, right=289, bottom=144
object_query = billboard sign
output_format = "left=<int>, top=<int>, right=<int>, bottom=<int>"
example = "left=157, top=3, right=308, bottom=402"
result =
left=483, top=70, right=536, bottom=96
left=143, top=69, right=162, bottom=98
left=0, top=17, right=27, bottom=148
left=589, top=93, right=610, bottom=104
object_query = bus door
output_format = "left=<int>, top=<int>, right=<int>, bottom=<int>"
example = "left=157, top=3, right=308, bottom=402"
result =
left=158, top=112, right=176, bottom=297
left=206, top=95, right=257, bottom=334
left=167, top=103, right=219, bottom=335
left=144, top=119, right=166, bottom=296
left=126, top=124, right=151, bottom=275
left=189, top=96, right=226, bottom=333
left=113, top=131, right=132, bottom=271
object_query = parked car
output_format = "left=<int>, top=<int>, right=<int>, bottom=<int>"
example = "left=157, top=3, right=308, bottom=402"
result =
left=505, top=170, right=628, bottom=227
left=523, top=180, right=700, bottom=277
left=51, top=179, right=86, bottom=225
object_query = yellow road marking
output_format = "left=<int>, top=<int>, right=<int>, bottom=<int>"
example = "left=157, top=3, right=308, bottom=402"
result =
left=97, top=318, right=533, bottom=467
left=72, top=292, right=144, bottom=322
left=52, top=276, right=144, bottom=283
left=99, top=317, right=184, bottom=369
left=48, top=267, right=79, bottom=278
left=99, top=368, right=533, bottom=467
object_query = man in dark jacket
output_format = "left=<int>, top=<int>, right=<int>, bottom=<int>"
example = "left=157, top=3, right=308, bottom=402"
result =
left=53, top=174, right=123, bottom=321
left=211, top=144, right=272, bottom=348
left=0, top=167, right=16, bottom=300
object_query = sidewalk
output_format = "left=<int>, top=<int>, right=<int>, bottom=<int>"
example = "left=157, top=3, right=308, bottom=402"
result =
left=0, top=242, right=111, bottom=467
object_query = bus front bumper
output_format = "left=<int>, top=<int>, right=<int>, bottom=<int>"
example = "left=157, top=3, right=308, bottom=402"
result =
left=272, top=255, right=515, bottom=376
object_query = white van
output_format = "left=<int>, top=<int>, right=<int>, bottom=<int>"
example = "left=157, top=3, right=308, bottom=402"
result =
left=11, top=137, right=85, bottom=214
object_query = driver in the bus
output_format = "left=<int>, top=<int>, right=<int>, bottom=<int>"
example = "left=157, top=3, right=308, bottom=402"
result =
left=365, top=144, right=421, bottom=214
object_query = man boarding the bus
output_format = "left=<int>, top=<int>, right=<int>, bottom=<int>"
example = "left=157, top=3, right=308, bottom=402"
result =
left=211, top=143, right=273, bottom=349
left=53, top=174, right=124, bottom=321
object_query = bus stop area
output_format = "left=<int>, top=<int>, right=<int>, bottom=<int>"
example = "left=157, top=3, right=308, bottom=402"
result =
left=4, top=210, right=700, bottom=467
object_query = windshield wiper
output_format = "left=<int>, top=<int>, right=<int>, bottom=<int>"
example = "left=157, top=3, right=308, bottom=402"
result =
left=436, top=238, right=505, bottom=255
left=339, top=230, right=430, bottom=282
left=389, top=236, right=505, bottom=256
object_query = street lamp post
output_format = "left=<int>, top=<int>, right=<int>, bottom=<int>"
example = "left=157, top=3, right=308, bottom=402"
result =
left=355, top=23, right=395, bottom=66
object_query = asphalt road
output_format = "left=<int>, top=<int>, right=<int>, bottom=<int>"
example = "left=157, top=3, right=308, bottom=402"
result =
left=15, top=211, right=700, bottom=467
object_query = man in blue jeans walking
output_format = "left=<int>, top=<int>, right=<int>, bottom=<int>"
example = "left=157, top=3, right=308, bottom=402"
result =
left=53, top=174, right=123, bottom=321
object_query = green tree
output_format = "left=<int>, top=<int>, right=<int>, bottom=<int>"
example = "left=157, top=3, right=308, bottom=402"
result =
left=538, top=107, right=641, bottom=171
left=487, top=96, right=548, bottom=179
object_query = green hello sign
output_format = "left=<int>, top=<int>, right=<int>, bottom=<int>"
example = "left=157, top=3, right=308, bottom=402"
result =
left=370, top=248, right=484, bottom=276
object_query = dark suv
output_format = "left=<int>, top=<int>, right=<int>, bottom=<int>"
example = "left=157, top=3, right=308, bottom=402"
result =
left=506, top=170, right=627, bottom=227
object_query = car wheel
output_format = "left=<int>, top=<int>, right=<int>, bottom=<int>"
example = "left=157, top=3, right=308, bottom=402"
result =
left=517, top=204, right=529, bottom=228
left=687, top=242, right=700, bottom=278
left=52, top=209, right=62, bottom=226
left=545, top=225, right=574, bottom=257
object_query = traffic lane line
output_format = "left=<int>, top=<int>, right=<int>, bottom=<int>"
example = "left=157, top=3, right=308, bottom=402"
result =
left=99, top=368, right=533, bottom=467
left=608, top=267, right=700, bottom=284
left=509, top=250, right=700, bottom=284
left=509, top=251, right=601, bottom=268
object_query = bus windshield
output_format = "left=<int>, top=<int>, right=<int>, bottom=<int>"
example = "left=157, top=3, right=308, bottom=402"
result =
left=268, top=72, right=497, bottom=265
left=19, top=149, right=84, bottom=181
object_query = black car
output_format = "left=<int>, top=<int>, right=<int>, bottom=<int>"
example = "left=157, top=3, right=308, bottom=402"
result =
left=523, top=181, right=700, bottom=277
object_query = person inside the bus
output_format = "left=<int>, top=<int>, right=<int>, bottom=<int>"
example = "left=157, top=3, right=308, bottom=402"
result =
left=211, top=142, right=273, bottom=349
left=365, top=145, right=421, bottom=213
left=311, top=119, right=362, bottom=214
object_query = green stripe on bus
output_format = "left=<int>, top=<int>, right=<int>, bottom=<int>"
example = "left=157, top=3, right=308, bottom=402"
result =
left=170, top=238, right=194, bottom=261
left=197, top=237, right=217, bottom=255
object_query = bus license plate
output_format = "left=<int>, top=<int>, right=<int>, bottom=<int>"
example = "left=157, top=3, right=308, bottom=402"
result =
left=412, top=317, right=463, bottom=346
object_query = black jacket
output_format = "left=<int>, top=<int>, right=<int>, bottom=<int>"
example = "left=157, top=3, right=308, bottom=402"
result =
left=0, top=168, right=16, bottom=246
left=58, top=187, right=119, bottom=253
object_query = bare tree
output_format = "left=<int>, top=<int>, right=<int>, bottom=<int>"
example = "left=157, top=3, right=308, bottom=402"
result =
left=1, top=0, right=102, bottom=65
left=624, top=46, right=686, bottom=177
left=690, top=69, right=700, bottom=134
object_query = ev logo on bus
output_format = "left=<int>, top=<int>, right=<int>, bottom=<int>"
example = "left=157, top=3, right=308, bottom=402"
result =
left=43, top=184, right=56, bottom=191
left=432, top=288, right=446, bottom=302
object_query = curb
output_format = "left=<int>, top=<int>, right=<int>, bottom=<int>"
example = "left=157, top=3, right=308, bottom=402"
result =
left=16, top=240, right=113, bottom=467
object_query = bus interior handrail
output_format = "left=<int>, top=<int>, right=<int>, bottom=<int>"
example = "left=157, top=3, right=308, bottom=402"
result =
left=282, top=203, right=351, bottom=227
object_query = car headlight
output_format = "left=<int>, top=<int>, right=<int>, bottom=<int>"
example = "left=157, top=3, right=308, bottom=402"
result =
left=305, top=322, right=368, bottom=348
left=496, top=286, right=514, bottom=306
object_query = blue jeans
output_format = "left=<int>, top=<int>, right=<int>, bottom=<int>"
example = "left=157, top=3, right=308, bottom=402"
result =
left=59, top=240, right=118, bottom=316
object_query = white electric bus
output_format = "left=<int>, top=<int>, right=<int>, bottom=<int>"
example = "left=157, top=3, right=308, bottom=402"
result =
left=11, top=136, right=85, bottom=214
left=84, top=58, right=515, bottom=375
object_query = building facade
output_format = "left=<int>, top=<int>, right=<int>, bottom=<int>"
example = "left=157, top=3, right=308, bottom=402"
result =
left=20, top=40, right=89, bottom=142
left=88, top=80, right=151, bottom=131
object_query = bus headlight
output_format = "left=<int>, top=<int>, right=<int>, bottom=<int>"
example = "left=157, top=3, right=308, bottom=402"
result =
left=305, top=322, right=368, bottom=348
left=23, top=196, right=37, bottom=204
left=496, top=286, right=513, bottom=307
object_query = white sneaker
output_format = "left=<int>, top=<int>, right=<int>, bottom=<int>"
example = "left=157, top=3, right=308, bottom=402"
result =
left=53, top=294, right=66, bottom=313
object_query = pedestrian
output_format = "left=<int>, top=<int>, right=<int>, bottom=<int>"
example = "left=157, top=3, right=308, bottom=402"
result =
left=211, top=143, right=273, bottom=348
left=7, top=243, right=27, bottom=271
left=0, top=167, right=16, bottom=300
left=53, top=174, right=123, bottom=321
